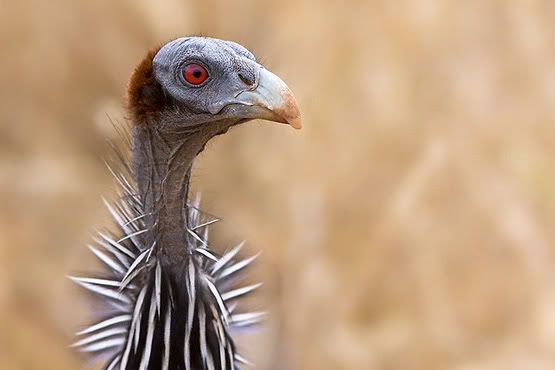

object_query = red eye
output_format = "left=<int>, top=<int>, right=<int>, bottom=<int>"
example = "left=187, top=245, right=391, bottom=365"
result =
left=183, top=63, right=209, bottom=85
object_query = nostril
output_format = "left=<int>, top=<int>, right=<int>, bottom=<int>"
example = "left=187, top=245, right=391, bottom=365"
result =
left=238, top=72, right=255, bottom=87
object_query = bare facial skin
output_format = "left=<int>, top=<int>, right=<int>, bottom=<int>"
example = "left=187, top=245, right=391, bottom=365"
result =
left=146, top=37, right=301, bottom=133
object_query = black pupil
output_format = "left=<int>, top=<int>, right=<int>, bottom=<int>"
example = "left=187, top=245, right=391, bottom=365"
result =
left=192, top=69, right=203, bottom=78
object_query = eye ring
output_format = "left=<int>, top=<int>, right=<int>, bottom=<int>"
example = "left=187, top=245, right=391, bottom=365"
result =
left=182, top=63, right=209, bottom=86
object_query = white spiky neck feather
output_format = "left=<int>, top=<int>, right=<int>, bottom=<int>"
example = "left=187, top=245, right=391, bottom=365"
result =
left=71, top=154, right=263, bottom=370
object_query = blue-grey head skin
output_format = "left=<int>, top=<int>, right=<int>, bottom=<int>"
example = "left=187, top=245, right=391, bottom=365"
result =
left=72, top=36, right=301, bottom=370
left=144, top=37, right=301, bottom=132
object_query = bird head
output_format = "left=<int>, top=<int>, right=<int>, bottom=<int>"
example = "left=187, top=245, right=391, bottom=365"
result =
left=127, top=37, right=301, bottom=138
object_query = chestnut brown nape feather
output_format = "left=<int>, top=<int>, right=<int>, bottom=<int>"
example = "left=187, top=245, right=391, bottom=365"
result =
left=126, top=47, right=163, bottom=124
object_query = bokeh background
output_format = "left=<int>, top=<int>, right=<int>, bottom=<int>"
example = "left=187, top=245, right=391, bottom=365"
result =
left=2, top=1, right=555, bottom=369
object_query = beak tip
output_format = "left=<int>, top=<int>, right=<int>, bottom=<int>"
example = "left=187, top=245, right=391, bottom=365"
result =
left=279, top=91, right=302, bottom=130
left=288, top=116, right=302, bottom=130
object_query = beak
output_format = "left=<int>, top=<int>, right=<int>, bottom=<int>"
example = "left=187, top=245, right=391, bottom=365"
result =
left=233, top=68, right=302, bottom=129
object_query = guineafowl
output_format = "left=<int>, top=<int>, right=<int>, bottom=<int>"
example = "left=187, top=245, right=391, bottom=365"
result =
left=71, top=36, right=301, bottom=370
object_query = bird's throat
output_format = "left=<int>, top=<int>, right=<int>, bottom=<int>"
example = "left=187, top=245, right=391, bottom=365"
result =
left=131, top=123, right=206, bottom=264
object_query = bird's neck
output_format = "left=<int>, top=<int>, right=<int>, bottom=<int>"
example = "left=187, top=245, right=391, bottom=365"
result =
left=131, top=122, right=209, bottom=264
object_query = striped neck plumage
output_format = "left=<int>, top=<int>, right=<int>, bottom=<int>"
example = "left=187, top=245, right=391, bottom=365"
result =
left=70, top=119, right=263, bottom=369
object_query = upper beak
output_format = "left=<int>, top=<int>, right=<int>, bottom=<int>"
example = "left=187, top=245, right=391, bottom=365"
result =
left=234, top=68, right=302, bottom=129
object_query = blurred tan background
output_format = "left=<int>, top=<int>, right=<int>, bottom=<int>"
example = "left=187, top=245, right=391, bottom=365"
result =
left=2, top=1, right=555, bottom=369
